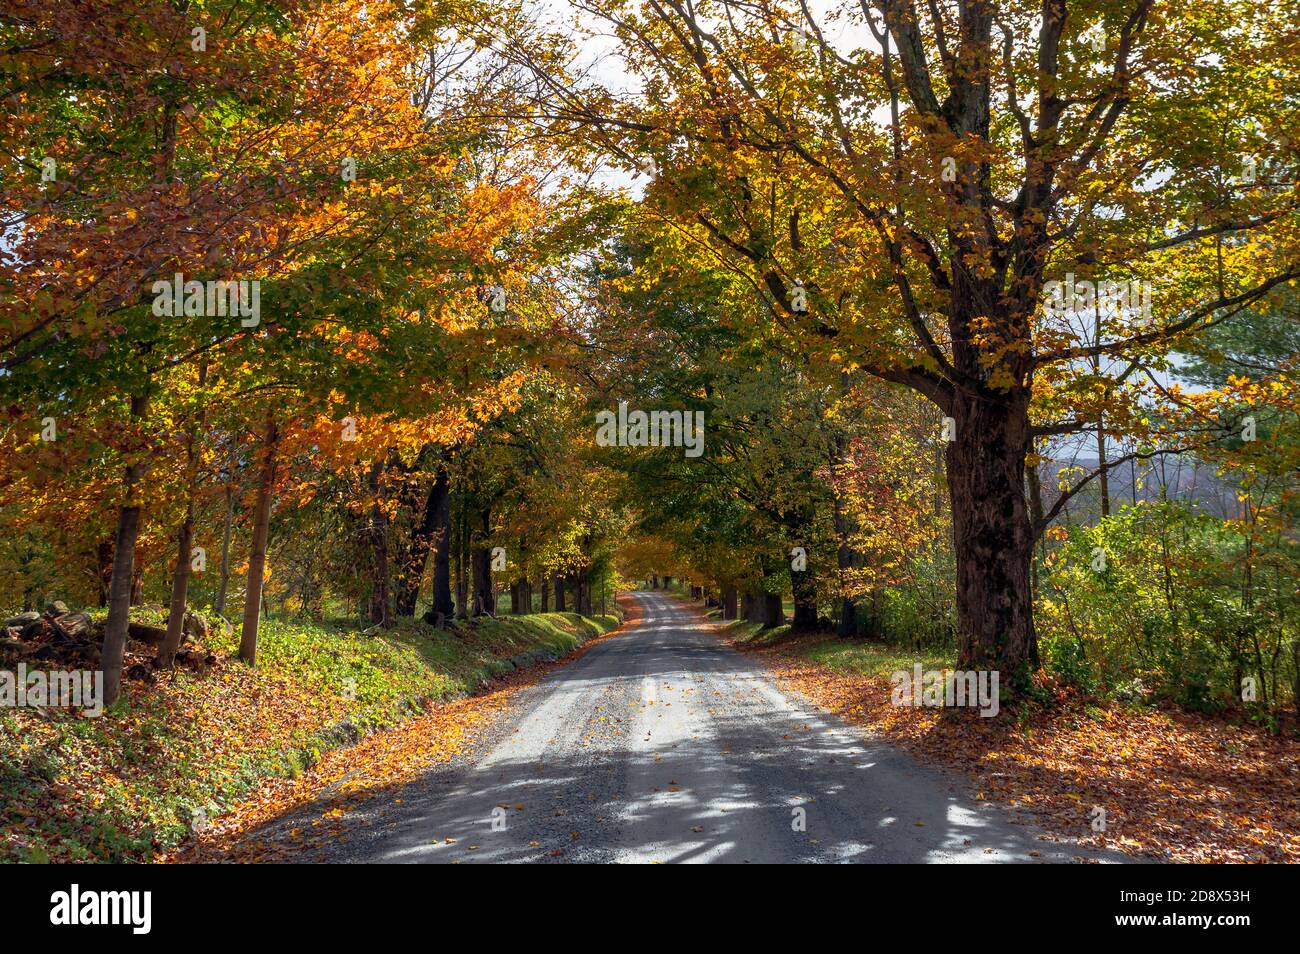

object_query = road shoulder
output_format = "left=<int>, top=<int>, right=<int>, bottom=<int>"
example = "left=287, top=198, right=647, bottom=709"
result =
left=710, top=599, right=1297, bottom=863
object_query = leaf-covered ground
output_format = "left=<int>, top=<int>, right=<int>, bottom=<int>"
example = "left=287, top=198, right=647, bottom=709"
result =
left=1, top=610, right=620, bottom=863
left=168, top=597, right=639, bottom=863
left=726, top=622, right=1300, bottom=863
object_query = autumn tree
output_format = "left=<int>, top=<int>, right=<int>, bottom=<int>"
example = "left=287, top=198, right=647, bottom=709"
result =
left=0, top=0, right=551, bottom=696
left=500, top=0, right=1300, bottom=680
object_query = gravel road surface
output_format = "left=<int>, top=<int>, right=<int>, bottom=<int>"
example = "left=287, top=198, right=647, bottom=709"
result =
left=323, top=591, right=1114, bottom=863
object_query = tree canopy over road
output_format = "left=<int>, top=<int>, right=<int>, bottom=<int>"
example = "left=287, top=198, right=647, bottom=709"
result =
left=1, top=0, right=1297, bottom=865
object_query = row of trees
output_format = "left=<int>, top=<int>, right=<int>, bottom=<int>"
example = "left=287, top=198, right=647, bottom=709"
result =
left=593, top=219, right=1297, bottom=718
left=3, top=0, right=1296, bottom=716
left=0, top=0, right=626, bottom=704
left=494, top=0, right=1299, bottom=690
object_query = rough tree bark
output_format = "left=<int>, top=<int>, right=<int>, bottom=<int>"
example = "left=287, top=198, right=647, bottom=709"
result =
left=575, top=572, right=592, bottom=616
left=470, top=506, right=494, bottom=617
left=791, top=567, right=819, bottom=631
left=722, top=585, right=737, bottom=620
left=367, top=464, right=391, bottom=628
left=454, top=498, right=468, bottom=618
left=238, top=414, right=279, bottom=664
left=100, top=392, right=149, bottom=707
left=471, top=546, right=494, bottom=616
left=744, top=587, right=783, bottom=628
left=397, top=466, right=449, bottom=617
left=159, top=362, right=207, bottom=668
left=761, top=592, right=783, bottom=628
left=157, top=505, right=193, bottom=668
left=946, top=390, right=1039, bottom=675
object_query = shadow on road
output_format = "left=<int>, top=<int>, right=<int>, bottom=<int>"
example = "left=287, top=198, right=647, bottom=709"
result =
left=208, top=592, right=1123, bottom=864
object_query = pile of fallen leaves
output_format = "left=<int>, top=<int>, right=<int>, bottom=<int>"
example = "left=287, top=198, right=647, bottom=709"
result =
left=162, top=684, right=515, bottom=862
left=731, top=632, right=1300, bottom=863
left=2, top=650, right=369, bottom=863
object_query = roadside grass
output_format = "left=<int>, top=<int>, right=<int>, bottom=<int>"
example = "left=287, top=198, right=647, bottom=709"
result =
left=0, top=608, right=620, bottom=864
left=788, top=639, right=954, bottom=679
left=724, top=619, right=791, bottom=646
left=723, top=619, right=953, bottom=677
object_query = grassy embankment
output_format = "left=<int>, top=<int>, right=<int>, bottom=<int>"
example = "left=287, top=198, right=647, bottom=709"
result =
left=1, top=608, right=620, bottom=863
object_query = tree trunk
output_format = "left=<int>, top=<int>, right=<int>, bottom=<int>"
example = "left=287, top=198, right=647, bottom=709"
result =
left=791, top=568, right=818, bottom=631
left=454, top=497, right=468, bottom=618
left=860, top=588, right=885, bottom=641
left=1096, top=419, right=1110, bottom=518
left=157, top=504, right=194, bottom=668
left=96, top=541, right=113, bottom=608
left=836, top=597, right=857, bottom=638
left=1094, top=308, right=1110, bottom=518
left=761, top=592, right=783, bottom=628
left=213, top=481, right=236, bottom=619
left=721, top=586, right=737, bottom=620
left=101, top=393, right=150, bottom=707
left=947, top=391, right=1039, bottom=677
left=576, top=572, right=592, bottom=616
left=367, top=467, right=391, bottom=627
left=397, top=466, right=449, bottom=617
left=1026, top=444, right=1046, bottom=598
left=102, top=505, right=143, bottom=707
left=159, top=363, right=207, bottom=668
left=238, top=415, right=279, bottom=665
left=430, top=469, right=453, bottom=621
left=471, top=545, right=494, bottom=616
left=540, top=576, right=551, bottom=612
left=832, top=454, right=858, bottom=638
left=650, top=575, right=658, bottom=589
left=554, top=576, right=566, bottom=612
left=470, top=506, right=494, bottom=617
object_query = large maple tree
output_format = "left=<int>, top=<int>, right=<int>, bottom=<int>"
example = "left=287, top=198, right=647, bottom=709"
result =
left=501, top=0, right=1300, bottom=680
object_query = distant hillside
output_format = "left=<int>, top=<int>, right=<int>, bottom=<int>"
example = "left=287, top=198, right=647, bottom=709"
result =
left=1036, top=453, right=1242, bottom=522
